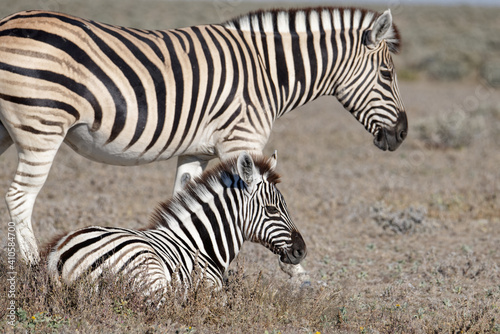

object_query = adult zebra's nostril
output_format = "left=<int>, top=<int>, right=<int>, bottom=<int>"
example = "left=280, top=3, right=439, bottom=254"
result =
left=398, top=129, right=407, bottom=142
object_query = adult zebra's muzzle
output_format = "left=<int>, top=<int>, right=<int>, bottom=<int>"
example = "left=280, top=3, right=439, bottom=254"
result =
left=280, top=231, right=307, bottom=265
left=374, top=112, right=408, bottom=151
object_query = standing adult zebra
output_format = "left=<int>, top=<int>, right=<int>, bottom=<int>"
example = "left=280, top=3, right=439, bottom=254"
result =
left=0, top=7, right=407, bottom=264
left=46, top=152, right=307, bottom=293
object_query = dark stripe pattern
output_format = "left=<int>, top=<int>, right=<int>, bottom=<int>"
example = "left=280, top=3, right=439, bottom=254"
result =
left=1, top=7, right=405, bottom=265
left=46, top=154, right=304, bottom=291
left=0, top=7, right=404, bottom=160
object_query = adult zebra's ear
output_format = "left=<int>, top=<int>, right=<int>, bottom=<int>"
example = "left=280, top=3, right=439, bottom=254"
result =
left=237, top=151, right=257, bottom=190
left=367, top=9, right=393, bottom=48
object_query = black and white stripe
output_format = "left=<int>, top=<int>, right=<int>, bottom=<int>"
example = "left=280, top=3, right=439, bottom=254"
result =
left=46, top=152, right=306, bottom=291
left=0, top=7, right=407, bottom=264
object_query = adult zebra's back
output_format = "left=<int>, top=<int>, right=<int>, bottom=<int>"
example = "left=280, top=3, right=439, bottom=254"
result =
left=0, top=7, right=407, bottom=264
left=46, top=152, right=307, bottom=292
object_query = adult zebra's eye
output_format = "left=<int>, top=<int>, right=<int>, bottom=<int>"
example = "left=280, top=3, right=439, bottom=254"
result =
left=265, top=205, right=280, bottom=215
left=380, top=69, right=392, bottom=80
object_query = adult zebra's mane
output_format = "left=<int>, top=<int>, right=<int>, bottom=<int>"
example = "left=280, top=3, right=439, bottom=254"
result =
left=222, top=7, right=401, bottom=53
left=150, top=155, right=280, bottom=229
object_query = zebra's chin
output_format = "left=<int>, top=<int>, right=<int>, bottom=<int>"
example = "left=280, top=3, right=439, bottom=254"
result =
left=374, top=128, right=390, bottom=151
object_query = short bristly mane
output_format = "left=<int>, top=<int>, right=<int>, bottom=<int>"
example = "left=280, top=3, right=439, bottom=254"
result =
left=222, top=7, right=401, bottom=53
left=149, top=155, right=280, bottom=229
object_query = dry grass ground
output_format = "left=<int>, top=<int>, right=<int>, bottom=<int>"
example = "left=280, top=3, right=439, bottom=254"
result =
left=1, top=1, right=499, bottom=333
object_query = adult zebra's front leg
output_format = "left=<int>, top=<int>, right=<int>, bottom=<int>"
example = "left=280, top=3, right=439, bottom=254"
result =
left=1, top=105, right=69, bottom=265
left=173, top=155, right=209, bottom=193
left=6, top=146, right=61, bottom=265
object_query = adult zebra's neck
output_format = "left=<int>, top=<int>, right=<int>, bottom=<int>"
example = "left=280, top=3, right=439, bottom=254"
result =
left=223, top=7, right=379, bottom=117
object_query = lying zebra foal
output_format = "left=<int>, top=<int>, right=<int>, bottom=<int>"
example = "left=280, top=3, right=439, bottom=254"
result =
left=45, top=152, right=306, bottom=293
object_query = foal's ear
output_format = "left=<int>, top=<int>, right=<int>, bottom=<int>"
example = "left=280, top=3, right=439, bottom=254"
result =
left=269, top=150, right=278, bottom=171
left=237, top=152, right=257, bottom=188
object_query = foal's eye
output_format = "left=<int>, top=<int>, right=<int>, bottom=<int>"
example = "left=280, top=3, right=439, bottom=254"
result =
left=265, top=205, right=280, bottom=215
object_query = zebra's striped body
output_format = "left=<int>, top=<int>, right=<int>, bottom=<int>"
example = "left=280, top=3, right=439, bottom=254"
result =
left=46, top=152, right=306, bottom=291
left=0, top=7, right=407, bottom=264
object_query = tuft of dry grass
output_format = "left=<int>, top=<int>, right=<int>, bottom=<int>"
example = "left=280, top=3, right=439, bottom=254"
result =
left=0, top=258, right=342, bottom=333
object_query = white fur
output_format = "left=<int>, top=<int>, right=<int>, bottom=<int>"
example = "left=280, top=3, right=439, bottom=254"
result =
left=174, top=156, right=208, bottom=193
left=223, top=8, right=390, bottom=36
left=236, top=152, right=257, bottom=190
left=16, top=222, right=39, bottom=264
left=262, top=12, right=274, bottom=33
left=251, top=15, right=260, bottom=32
left=277, top=11, right=289, bottom=33
left=225, top=21, right=236, bottom=30
left=371, top=9, right=393, bottom=45
left=343, top=9, right=351, bottom=29
left=309, top=11, right=320, bottom=32
left=353, top=9, right=362, bottom=28
left=295, top=11, right=307, bottom=33
left=321, top=9, right=332, bottom=31
left=362, top=11, right=375, bottom=29
left=333, top=9, right=342, bottom=30
left=238, top=15, right=251, bottom=31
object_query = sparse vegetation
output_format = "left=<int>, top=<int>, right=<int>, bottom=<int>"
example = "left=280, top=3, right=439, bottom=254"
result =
left=414, top=100, right=500, bottom=149
left=370, top=202, right=438, bottom=234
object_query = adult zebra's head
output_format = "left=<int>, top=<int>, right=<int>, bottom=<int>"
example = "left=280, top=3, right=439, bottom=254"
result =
left=236, top=151, right=307, bottom=267
left=335, top=9, right=407, bottom=151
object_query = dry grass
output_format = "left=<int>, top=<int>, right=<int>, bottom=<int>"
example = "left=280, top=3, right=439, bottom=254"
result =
left=1, top=1, right=500, bottom=333
left=0, top=259, right=342, bottom=333
left=1, top=244, right=498, bottom=333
